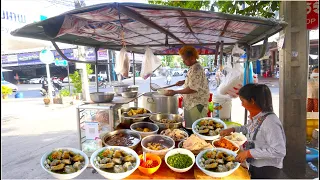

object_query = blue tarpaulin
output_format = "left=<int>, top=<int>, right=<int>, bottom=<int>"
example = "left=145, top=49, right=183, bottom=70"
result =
left=243, top=61, right=254, bottom=85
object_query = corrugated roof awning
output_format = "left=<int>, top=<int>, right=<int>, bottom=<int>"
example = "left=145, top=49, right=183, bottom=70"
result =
left=10, top=2, right=287, bottom=55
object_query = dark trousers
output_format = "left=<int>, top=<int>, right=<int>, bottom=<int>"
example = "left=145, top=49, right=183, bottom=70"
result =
left=249, top=165, right=282, bottom=179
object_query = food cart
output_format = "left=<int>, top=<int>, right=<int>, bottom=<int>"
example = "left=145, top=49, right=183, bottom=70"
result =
left=11, top=2, right=287, bottom=179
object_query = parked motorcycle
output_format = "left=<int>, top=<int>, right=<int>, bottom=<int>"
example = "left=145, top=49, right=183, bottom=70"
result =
left=40, top=79, right=63, bottom=96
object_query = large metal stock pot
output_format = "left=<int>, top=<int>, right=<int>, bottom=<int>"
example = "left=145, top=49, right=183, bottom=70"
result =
left=140, top=92, right=178, bottom=114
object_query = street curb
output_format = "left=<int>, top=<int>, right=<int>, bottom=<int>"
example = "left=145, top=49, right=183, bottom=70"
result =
left=1, top=98, right=42, bottom=103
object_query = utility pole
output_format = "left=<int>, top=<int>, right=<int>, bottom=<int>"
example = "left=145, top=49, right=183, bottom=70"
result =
left=279, top=1, right=308, bottom=178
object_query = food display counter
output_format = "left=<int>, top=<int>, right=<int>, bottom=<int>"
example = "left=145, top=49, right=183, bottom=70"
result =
left=77, top=93, right=144, bottom=156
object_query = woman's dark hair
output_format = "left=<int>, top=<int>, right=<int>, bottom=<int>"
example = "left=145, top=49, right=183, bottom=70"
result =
left=238, top=83, right=274, bottom=112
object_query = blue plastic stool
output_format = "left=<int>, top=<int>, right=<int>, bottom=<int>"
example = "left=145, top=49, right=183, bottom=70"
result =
left=15, top=92, right=23, bottom=98
left=306, top=147, right=319, bottom=162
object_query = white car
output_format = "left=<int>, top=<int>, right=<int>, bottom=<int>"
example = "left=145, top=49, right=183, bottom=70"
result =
left=29, top=77, right=43, bottom=84
left=63, top=77, right=72, bottom=83
left=171, top=68, right=184, bottom=76
left=1, top=80, right=18, bottom=92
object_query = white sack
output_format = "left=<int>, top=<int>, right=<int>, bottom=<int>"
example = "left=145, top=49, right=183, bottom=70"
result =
left=115, top=48, right=130, bottom=77
left=141, top=46, right=162, bottom=80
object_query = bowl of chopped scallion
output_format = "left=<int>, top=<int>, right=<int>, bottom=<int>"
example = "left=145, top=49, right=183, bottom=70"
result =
left=164, top=148, right=195, bottom=173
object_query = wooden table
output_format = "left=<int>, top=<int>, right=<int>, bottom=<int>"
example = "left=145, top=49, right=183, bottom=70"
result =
left=123, top=144, right=250, bottom=179
left=119, top=120, right=250, bottom=179
left=125, top=163, right=250, bottom=179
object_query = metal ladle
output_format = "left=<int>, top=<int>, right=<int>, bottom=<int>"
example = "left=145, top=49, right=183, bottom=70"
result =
left=150, top=83, right=176, bottom=91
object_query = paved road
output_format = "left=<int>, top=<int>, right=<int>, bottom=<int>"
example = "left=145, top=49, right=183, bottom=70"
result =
left=9, top=76, right=185, bottom=98
left=1, top=77, right=284, bottom=179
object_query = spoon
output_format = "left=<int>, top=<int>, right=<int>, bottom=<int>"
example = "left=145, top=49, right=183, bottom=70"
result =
left=143, top=152, right=147, bottom=162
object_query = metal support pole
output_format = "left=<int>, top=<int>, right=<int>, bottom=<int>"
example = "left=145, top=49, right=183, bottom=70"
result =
left=94, top=48, right=99, bottom=92
left=67, top=63, right=71, bottom=94
left=107, top=49, right=112, bottom=86
left=214, top=42, right=220, bottom=67
left=46, top=64, right=54, bottom=104
left=219, top=41, right=224, bottom=71
left=244, top=45, right=251, bottom=125
left=133, top=52, right=136, bottom=85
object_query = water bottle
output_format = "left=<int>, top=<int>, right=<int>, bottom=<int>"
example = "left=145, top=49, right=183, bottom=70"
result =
left=308, top=162, right=318, bottom=172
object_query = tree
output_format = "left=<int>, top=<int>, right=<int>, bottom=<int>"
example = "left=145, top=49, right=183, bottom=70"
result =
left=215, top=1, right=280, bottom=18
left=148, top=0, right=211, bottom=10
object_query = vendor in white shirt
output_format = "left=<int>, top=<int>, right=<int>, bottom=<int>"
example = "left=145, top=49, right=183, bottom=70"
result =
left=165, top=46, right=210, bottom=129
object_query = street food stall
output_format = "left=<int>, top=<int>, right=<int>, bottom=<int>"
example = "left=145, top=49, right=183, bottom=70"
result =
left=11, top=2, right=287, bottom=179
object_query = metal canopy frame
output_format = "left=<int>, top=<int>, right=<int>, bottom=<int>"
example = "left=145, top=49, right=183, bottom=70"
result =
left=11, top=2, right=287, bottom=55
left=10, top=2, right=286, bottom=124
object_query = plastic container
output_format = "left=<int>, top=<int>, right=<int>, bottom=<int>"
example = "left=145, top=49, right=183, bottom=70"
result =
left=212, top=94, right=232, bottom=119
left=15, top=92, right=23, bottom=98
left=306, top=118, right=319, bottom=140
left=138, top=153, right=162, bottom=175
left=306, top=147, right=319, bottom=162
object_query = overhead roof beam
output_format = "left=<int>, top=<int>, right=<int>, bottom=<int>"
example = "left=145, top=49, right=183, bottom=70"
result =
left=220, top=21, right=230, bottom=37
left=179, top=11, right=201, bottom=44
left=102, top=42, right=236, bottom=48
left=118, top=4, right=185, bottom=45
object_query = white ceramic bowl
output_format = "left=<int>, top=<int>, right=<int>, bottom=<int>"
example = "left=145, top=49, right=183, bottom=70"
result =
left=196, top=148, right=240, bottom=178
left=192, top=118, right=227, bottom=141
left=40, top=147, right=89, bottom=179
left=141, top=135, right=175, bottom=159
left=212, top=138, right=240, bottom=153
left=165, top=148, right=195, bottom=173
left=157, top=89, right=168, bottom=95
left=90, top=146, right=140, bottom=180
left=130, top=122, right=159, bottom=138
left=224, top=133, right=247, bottom=147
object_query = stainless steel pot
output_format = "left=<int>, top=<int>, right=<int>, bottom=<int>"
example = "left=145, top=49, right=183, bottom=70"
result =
left=149, top=113, right=183, bottom=131
left=102, top=129, right=141, bottom=150
left=113, top=84, right=130, bottom=96
left=119, top=107, right=152, bottom=125
left=90, top=92, right=114, bottom=103
left=140, top=92, right=178, bottom=114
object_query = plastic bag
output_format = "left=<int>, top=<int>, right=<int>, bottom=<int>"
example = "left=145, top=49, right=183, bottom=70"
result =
left=115, top=48, right=130, bottom=77
left=217, top=63, right=244, bottom=98
left=243, top=62, right=254, bottom=85
left=232, top=44, right=245, bottom=63
left=141, top=46, right=162, bottom=80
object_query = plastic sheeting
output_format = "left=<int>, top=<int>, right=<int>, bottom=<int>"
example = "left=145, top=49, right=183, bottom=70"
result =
left=11, top=3, right=287, bottom=56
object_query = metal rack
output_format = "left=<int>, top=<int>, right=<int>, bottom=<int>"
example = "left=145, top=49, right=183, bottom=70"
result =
left=76, top=93, right=144, bottom=157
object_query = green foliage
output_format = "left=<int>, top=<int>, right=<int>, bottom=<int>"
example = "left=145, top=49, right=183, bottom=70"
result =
left=86, top=64, right=93, bottom=75
left=215, top=1, right=280, bottom=18
left=1, top=85, right=13, bottom=95
left=69, top=71, right=82, bottom=93
left=148, top=0, right=211, bottom=10
left=59, top=89, right=70, bottom=97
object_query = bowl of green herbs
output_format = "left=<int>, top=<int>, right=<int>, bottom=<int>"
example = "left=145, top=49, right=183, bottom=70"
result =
left=164, top=148, right=195, bottom=173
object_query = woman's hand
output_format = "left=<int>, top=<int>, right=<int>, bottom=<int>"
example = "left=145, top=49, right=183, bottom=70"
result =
left=165, top=90, right=177, bottom=96
left=175, top=80, right=185, bottom=86
left=219, top=128, right=235, bottom=137
left=236, top=150, right=251, bottom=163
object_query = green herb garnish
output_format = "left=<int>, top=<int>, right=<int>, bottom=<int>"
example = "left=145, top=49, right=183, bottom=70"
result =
left=98, top=151, right=105, bottom=159
left=47, top=153, right=53, bottom=161
left=167, top=153, right=193, bottom=169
